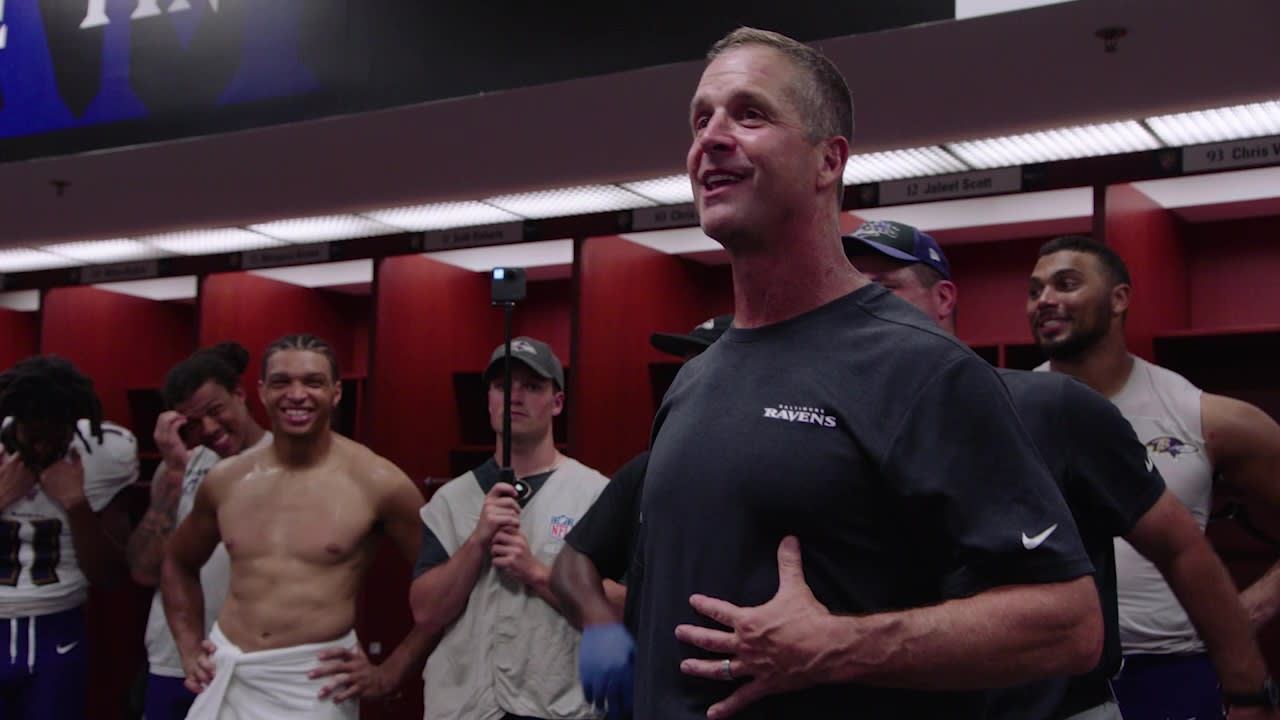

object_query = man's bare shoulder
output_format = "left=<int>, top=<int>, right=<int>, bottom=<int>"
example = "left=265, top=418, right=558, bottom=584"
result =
left=203, top=444, right=272, bottom=496
left=333, top=435, right=416, bottom=490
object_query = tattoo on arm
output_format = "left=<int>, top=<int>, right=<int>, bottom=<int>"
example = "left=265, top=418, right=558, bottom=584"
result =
left=125, top=477, right=184, bottom=582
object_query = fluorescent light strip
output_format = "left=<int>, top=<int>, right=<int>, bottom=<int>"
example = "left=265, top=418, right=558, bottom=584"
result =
left=364, top=202, right=523, bottom=231
left=620, top=175, right=694, bottom=205
left=142, top=228, right=285, bottom=255
left=485, top=185, right=655, bottom=219
left=619, top=227, right=721, bottom=255
left=948, top=121, right=1161, bottom=169
left=0, top=290, right=40, bottom=312
left=853, top=187, right=1093, bottom=230
left=955, top=0, right=1077, bottom=19
left=1131, top=165, right=1280, bottom=208
left=5, top=97, right=1279, bottom=279
left=844, top=146, right=971, bottom=184
left=249, top=214, right=398, bottom=243
left=1146, top=100, right=1280, bottom=146
left=249, top=259, right=373, bottom=288
left=425, top=238, right=574, bottom=271
left=95, top=276, right=197, bottom=301
left=0, top=248, right=80, bottom=272
left=41, top=239, right=170, bottom=263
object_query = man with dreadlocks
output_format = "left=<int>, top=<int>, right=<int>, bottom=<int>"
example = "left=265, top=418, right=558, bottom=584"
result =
left=163, top=334, right=432, bottom=720
left=0, top=354, right=139, bottom=719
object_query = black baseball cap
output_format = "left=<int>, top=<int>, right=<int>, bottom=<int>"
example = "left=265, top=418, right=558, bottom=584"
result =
left=483, top=336, right=565, bottom=390
left=843, top=220, right=951, bottom=280
left=649, top=315, right=733, bottom=358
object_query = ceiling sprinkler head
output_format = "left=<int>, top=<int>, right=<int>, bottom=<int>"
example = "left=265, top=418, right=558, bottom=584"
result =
left=1095, top=26, right=1128, bottom=53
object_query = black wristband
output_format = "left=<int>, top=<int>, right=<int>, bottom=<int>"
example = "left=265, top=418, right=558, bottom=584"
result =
left=1223, top=677, right=1279, bottom=708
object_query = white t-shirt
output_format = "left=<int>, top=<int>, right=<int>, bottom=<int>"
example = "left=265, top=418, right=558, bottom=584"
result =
left=1110, top=356, right=1212, bottom=655
left=1039, top=355, right=1212, bottom=654
left=0, top=419, right=139, bottom=618
left=145, top=432, right=272, bottom=677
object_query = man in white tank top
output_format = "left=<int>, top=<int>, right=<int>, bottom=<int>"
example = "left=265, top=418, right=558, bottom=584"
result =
left=1028, top=235, right=1280, bottom=719
left=126, top=342, right=268, bottom=720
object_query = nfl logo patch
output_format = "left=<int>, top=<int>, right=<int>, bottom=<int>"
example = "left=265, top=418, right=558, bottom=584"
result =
left=550, top=515, right=574, bottom=539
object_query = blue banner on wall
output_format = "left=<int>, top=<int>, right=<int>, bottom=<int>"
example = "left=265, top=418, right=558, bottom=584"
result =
left=0, top=1, right=953, bottom=162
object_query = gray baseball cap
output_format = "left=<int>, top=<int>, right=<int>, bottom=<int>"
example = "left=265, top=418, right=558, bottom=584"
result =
left=483, top=336, right=565, bottom=390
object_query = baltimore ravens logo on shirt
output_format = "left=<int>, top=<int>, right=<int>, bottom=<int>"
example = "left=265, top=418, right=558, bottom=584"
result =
left=761, top=404, right=838, bottom=428
left=1145, top=436, right=1200, bottom=459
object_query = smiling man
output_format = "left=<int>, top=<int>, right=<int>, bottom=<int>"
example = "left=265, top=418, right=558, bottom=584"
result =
left=630, top=27, right=1104, bottom=720
left=128, top=342, right=270, bottom=720
left=1029, top=236, right=1280, bottom=719
left=161, top=334, right=432, bottom=720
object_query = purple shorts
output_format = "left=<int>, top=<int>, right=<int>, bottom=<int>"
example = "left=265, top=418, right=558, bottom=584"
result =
left=146, top=673, right=197, bottom=720
left=0, top=607, right=88, bottom=720
left=1111, top=652, right=1223, bottom=720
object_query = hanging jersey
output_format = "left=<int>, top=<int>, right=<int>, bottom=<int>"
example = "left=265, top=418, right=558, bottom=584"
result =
left=0, top=419, right=139, bottom=618
left=1039, top=355, right=1212, bottom=654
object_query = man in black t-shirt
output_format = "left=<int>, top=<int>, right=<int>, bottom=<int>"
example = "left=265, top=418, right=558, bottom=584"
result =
left=845, top=220, right=1271, bottom=720
left=634, top=26, right=1103, bottom=720
left=550, top=314, right=731, bottom=718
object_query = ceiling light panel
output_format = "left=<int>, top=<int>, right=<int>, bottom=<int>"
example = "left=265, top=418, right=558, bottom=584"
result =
left=853, top=187, right=1093, bottom=230
left=1131, top=165, right=1280, bottom=208
left=485, top=185, right=655, bottom=219
left=425, top=238, right=574, bottom=271
left=619, top=227, right=721, bottom=255
left=143, top=228, right=285, bottom=255
left=1146, top=101, right=1280, bottom=147
left=95, top=276, right=197, bottom=301
left=843, top=146, right=971, bottom=184
left=955, top=0, right=1077, bottom=19
left=248, top=214, right=398, bottom=242
left=249, top=259, right=373, bottom=288
left=0, top=248, right=81, bottom=272
left=41, top=239, right=171, bottom=263
left=0, top=291, right=40, bottom=312
left=620, top=175, right=695, bottom=205
left=364, top=202, right=523, bottom=231
left=948, top=121, right=1161, bottom=169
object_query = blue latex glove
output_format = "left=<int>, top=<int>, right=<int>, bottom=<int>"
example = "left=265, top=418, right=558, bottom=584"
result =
left=579, top=622, right=635, bottom=719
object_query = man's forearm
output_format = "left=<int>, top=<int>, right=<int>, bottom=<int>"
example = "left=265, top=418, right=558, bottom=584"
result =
left=0, top=480, right=30, bottom=510
left=1161, top=543, right=1270, bottom=693
left=523, top=561, right=566, bottom=615
left=410, top=537, right=488, bottom=637
left=126, top=466, right=185, bottom=586
left=1240, top=560, right=1280, bottom=629
left=64, top=500, right=125, bottom=587
left=379, top=620, right=442, bottom=683
left=551, top=546, right=621, bottom=629
left=161, top=554, right=208, bottom=660
left=817, top=577, right=1101, bottom=689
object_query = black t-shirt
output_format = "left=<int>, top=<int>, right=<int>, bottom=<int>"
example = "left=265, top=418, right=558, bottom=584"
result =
left=987, top=370, right=1165, bottom=720
left=565, top=451, right=648, bottom=582
left=564, top=450, right=649, bottom=632
left=633, top=285, right=1094, bottom=720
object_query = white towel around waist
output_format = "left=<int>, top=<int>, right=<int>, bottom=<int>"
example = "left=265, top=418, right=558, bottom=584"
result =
left=184, top=622, right=359, bottom=720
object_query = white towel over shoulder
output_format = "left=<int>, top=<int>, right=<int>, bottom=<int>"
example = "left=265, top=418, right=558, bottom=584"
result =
left=185, top=623, right=358, bottom=720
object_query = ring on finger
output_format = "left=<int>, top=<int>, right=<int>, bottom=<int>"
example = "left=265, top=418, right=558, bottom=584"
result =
left=720, top=659, right=733, bottom=680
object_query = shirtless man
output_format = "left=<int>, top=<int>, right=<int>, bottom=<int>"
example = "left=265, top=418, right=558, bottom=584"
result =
left=161, top=334, right=430, bottom=719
